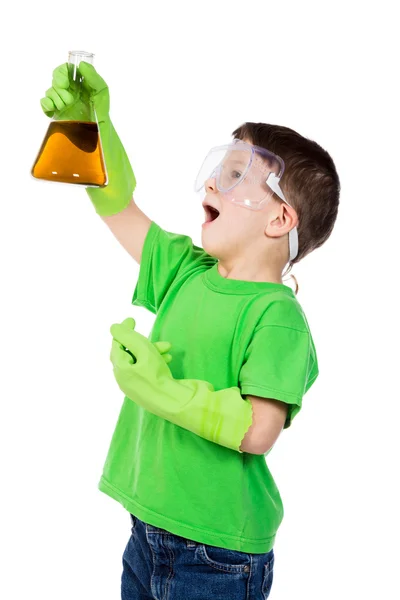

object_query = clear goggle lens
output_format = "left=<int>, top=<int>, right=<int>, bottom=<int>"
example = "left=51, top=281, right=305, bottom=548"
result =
left=194, top=140, right=284, bottom=209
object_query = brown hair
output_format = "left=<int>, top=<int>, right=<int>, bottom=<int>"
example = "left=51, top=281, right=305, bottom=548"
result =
left=232, top=122, right=340, bottom=295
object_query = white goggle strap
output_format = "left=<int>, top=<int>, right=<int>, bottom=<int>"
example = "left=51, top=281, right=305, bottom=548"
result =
left=266, top=173, right=299, bottom=262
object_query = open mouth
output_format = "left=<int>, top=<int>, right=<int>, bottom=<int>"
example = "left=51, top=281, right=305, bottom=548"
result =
left=204, top=205, right=220, bottom=223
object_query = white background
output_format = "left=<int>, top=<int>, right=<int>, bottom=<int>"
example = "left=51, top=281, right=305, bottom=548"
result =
left=1, top=1, right=399, bottom=598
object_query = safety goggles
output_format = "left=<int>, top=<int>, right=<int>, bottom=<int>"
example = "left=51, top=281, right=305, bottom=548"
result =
left=194, top=139, right=298, bottom=261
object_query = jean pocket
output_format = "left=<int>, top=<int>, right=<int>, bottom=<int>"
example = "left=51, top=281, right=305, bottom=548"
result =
left=262, top=553, right=274, bottom=599
left=197, top=543, right=251, bottom=573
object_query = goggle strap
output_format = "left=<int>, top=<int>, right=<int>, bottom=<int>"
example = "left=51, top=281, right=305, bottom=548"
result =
left=267, top=173, right=298, bottom=261
left=289, top=228, right=299, bottom=262
left=266, top=173, right=289, bottom=205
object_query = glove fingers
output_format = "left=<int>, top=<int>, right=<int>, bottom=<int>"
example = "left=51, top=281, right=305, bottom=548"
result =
left=120, top=317, right=136, bottom=330
left=79, top=61, right=108, bottom=93
left=44, top=87, right=66, bottom=112
left=52, top=63, right=70, bottom=89
left=110, top=338, right=134, bottom=365
left=40, top=64, right=76, bottom=118
left=111, top=322, right=165, bottom=369
left=40, top=96, right=55, bottom=117
left=153, top=341, right=172, bottom=354
left=110, top=323, right=146, bottom=353
left=124, top=348, right=137, bottom=364
left=55, top=86, right=75, bottom=105
left=163, top=353, right=173, bottom=364
left=110, top=337, right=123, bottom=362
left=52, top=64, right=81, bottom=104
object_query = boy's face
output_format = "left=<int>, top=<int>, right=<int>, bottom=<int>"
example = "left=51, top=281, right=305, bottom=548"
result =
left=201, top=138, right=284, bottom=262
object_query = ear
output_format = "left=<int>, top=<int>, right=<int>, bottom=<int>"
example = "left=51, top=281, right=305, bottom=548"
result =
left=265, top=201, right=298, bottom=239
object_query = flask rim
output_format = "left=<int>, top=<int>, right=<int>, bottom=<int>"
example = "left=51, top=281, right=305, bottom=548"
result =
left=68, top=50, right=94, bottom=59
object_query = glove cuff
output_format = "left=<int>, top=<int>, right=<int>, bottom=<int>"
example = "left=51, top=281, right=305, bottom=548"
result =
left=122, top=373, right=253, bottom=453
left=86, top=118, right=136, bottom=216
left=171, top=379, right=253, bottom=453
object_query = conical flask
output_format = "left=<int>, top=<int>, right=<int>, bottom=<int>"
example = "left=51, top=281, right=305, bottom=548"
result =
left=31, top=50, right=108, bottom=187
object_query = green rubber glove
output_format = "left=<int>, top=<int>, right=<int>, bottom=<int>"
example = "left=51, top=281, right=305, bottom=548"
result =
left=112, top=317, right=173, bottom=365
left=40, top=62, right=136, bottom=216
left=110, top=318, right=253, bottom=453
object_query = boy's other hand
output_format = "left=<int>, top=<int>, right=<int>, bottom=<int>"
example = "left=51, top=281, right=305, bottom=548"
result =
left=110, top=317, right=173, bottom=366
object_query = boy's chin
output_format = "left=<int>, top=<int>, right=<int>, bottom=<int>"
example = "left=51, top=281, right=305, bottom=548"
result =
left=201, top=232, right=219, bottom=256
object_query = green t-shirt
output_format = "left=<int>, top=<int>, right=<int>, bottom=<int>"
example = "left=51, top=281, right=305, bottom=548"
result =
left=98, top=221, right=319, bottom=553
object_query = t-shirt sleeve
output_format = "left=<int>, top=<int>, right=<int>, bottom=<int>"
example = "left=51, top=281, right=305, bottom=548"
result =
left=132, top=220, right=216, bottom=315
left=238, top=324, right=319, bottom=429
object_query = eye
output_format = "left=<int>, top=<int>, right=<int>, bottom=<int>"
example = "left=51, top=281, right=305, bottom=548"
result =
left=231, top=170, right=242, bottom=179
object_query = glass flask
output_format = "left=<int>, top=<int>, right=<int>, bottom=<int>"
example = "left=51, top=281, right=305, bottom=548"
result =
left=31, top=50, right=108, bottom=187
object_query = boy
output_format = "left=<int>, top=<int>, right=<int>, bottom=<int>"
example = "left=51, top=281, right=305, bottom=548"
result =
left=40, top=62, right=340, bottom=599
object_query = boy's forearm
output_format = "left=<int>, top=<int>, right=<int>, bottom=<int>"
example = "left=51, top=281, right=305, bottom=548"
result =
left=100, top=199, right=152, bottom=264
left=240, top=395, right=289, bottom=454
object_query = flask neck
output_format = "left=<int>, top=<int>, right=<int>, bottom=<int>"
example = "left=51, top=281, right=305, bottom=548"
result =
left=68, top=50, right=94, bottom=93
left=68, top=62, right=83, bottom=93
left=54, top=51, right=96, bottom=123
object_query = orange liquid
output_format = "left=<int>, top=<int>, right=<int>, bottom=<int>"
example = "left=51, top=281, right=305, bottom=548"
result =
left=31, top=120, right=107, bottom=186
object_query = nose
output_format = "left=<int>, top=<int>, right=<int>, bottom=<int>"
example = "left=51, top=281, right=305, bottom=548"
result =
left=205, top=176, right=217, bottom=193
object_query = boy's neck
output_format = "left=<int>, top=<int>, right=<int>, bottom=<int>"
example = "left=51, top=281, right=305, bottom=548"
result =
left=216, top=261, right=285, bottom=285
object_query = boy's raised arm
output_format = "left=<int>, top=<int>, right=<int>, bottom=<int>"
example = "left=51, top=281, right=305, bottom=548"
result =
left=38, top=61, right=151, bottom=264
left=101, top=199, right=151, bottom=265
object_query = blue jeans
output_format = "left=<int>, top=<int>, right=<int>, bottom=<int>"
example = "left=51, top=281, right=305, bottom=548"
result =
left=121, top=513, right=275, bottom=599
